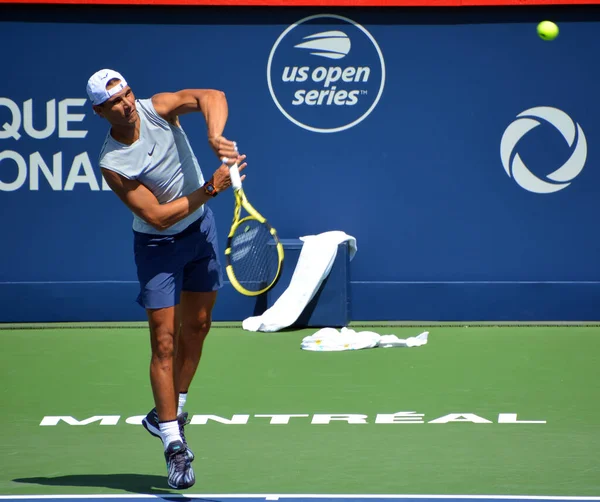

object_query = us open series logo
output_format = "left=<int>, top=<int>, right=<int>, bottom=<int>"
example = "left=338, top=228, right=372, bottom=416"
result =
left=267, top=14, right=386, bottom=133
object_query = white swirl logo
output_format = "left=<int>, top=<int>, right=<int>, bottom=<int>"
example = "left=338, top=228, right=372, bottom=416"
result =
left=500, top=106, right=587, bottom=194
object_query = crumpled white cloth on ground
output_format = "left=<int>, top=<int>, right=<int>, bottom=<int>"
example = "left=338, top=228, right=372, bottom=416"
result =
left=301, top=327, right=429, bottom=351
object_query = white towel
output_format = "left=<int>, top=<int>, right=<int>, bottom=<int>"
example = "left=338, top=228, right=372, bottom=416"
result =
left=242, top=231, right=357, bottom=332
left=301, top=327, right=429, bottom=351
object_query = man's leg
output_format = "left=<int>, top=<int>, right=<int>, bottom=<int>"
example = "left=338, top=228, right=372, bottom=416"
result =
left=170, top=206, right=222, bottom=455
left=147, top=305, right=181, bottom=423
left=175, top=290, right=218, bottom=395
left=145, top=304, right=195, bottom=490
left=133, top=225, right=199, bottom=490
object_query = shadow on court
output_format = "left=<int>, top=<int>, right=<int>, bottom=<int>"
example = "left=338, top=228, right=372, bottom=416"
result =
left=11, top=474, right=211, bottom=496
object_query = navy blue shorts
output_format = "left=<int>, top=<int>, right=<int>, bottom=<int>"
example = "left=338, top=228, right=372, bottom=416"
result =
left=133, top=206, right=223, bottom=310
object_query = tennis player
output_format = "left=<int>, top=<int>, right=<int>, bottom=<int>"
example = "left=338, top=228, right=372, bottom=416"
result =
left=86, top=68, right=246, bottom=490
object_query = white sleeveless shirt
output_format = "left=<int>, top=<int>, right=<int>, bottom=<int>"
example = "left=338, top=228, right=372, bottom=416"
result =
left=99, top=98, right=206, bottom=235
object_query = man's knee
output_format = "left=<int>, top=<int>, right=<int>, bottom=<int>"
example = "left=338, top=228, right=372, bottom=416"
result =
left=180, top=291, right=217, bottom=339
left=147, top=306, right=180, bottom=360
left=182, top=316, right=212, bottom=339
left=150, top=324, right=177, bottom=360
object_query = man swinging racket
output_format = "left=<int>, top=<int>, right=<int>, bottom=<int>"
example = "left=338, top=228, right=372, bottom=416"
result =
left=86, top=68, right=246, bottom=489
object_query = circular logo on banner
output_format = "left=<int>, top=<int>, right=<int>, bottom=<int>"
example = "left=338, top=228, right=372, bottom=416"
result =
left=267, top=14, right=386, bottom=133
left=500, top=106, right=587, bottom=194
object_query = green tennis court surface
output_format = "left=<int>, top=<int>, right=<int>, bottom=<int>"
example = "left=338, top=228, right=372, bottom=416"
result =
left=0, top=323, right=599, bottom=498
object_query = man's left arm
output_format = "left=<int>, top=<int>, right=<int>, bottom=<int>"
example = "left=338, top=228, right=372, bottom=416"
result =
left=151, top=89, right=239, bottom=160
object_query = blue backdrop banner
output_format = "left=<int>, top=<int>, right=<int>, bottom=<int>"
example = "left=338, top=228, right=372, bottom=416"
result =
left=1, top=5, right=599, bottom=322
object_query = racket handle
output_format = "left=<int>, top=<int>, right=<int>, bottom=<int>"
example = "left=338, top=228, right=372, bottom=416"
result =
left=229, top=163, right=243, bottom=191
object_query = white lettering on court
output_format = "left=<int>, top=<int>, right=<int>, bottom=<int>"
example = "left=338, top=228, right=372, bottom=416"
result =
left=39, top=412, right=547, bottom=426
left=375, top=411, right=425, bottom=424
left=189, top=414, right=250, bottom=425
left=497, top=413, right=546, bottom=424
left=255, top=414, right=310, bottom=424
left=40, top=416, right=120, bottom=426
left=311, top=414, right=368, bottom=424
left=428, top=413, right=493, bottom=424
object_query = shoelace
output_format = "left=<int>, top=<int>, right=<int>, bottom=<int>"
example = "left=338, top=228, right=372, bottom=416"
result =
left=168, top=448, right=190, bottom=472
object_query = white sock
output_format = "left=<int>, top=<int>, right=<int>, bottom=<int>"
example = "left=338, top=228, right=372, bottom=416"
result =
left=178, top=392, right=187, bottom=416
left=159, top=420, right=182, bottom=449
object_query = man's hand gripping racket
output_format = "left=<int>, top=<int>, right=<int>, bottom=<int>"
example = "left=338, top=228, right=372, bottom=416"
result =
left=223, top=157, right=284, bottom=296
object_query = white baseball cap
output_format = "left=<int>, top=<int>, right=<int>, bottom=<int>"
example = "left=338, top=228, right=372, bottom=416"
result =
left=86, top=69, right=129, bottom=105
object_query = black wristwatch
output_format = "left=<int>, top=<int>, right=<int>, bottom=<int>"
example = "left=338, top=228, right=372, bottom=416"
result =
left=203, top=181, right=218, bottom=197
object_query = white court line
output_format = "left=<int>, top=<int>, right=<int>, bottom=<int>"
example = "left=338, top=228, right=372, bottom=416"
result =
left=1, top=495, right=600, bottom=500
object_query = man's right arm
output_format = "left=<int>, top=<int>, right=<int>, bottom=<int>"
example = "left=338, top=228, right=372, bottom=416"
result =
left=102, top=169, right=213, bottom=232
left=101, top=155, right=246, bottom=232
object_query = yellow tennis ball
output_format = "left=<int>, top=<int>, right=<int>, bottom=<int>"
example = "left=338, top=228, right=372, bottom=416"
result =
left=537, top=20, right=559, bottom=41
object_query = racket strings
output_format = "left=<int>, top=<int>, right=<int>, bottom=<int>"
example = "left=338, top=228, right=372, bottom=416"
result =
left=229, top=219, right=279, bottom=292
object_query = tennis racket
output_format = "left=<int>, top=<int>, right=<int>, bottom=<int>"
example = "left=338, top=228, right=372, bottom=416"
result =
left=224, top=162, right=284, bottom=296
